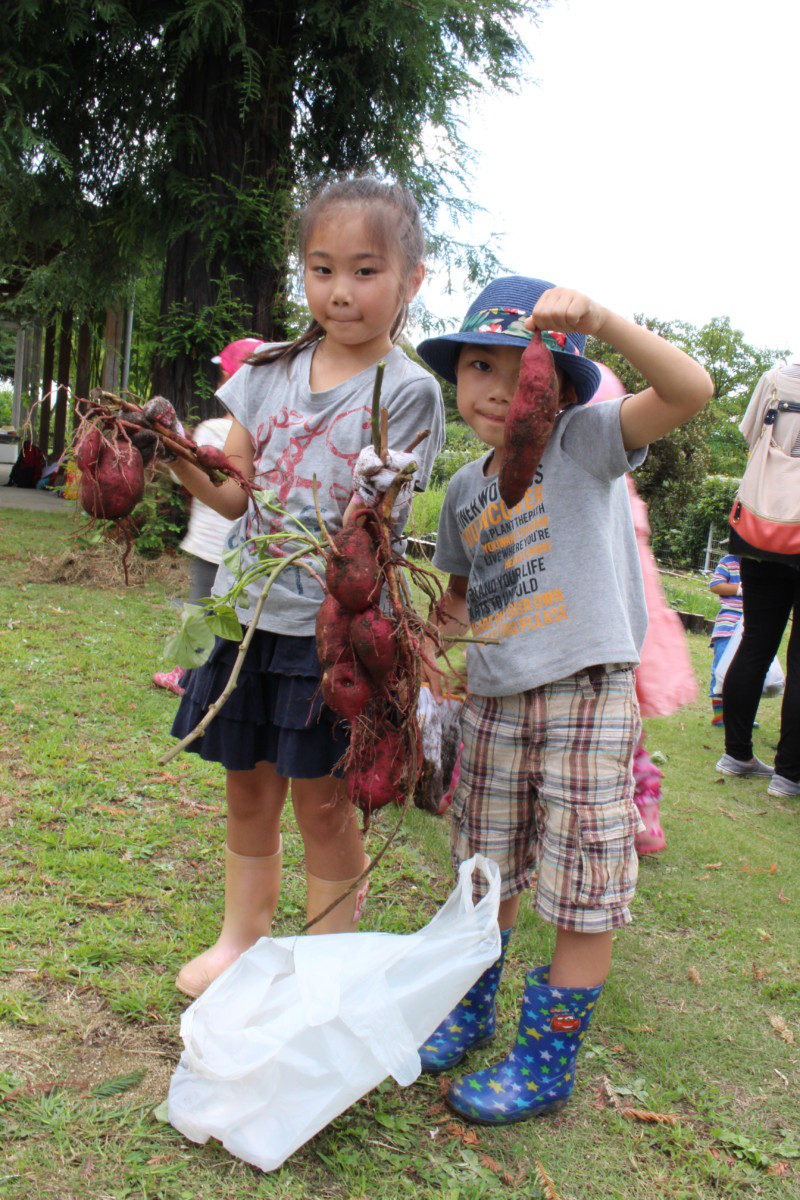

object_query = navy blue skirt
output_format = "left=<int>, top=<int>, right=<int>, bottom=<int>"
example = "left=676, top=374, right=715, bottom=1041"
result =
left=170, top=630, right=349, bottom=778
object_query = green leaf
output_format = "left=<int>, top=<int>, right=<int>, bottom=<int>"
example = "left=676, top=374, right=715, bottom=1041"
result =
left=164, top=605, right=216, bottom=668
left=152, top=1099, right=170, bottom=1123
left=222, top=543, right=243, bottom=573
left=205, top=604, right=243, bottom=642
left=90, top=1069, right=146, bottom=1099
left=253, top=487, right=278, bottom=509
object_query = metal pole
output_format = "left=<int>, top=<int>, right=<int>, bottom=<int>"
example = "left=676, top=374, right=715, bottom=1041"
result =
left=121, top=292, right=135, bottom=393
left=703, top=523, right=714, bottom=574
left=11, top=325, right=26, bottom=429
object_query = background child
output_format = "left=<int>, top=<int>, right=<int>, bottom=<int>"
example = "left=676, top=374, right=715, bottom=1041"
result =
left=153, top=338, right=261, bottom=696
left=708, top=553, right=743, bottom=725
left=416, top=275, right=712, bottom=1125
left=590, top=365, right=697, bottom=855
left=165, top=177, right=444, bottom=999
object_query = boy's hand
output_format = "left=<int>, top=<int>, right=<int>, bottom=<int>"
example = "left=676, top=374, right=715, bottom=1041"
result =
left=525, top=287, right=607, bottom=339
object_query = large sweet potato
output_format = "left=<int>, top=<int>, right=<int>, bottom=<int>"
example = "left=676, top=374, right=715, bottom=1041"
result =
left=498, top=331, right=559, bottom=509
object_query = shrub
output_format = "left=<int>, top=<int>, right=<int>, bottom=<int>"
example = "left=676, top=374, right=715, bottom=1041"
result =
left=429, top=421, right=485, bottom=487
left=131, top=475, right=189, bottom=558
left=647, top=474, right=740, bottom=568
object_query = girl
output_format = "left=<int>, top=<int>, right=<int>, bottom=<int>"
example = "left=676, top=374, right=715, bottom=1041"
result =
left=167, top=177, right=445, bottom=999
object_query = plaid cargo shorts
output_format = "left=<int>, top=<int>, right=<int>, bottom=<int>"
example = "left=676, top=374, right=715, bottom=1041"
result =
left=450, top=665, right=641, bottom=933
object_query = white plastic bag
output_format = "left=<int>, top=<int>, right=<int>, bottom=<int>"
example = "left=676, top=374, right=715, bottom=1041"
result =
left=168, top=854, right=501, bottom=1172
left=712, top=620, right=785, bottom=697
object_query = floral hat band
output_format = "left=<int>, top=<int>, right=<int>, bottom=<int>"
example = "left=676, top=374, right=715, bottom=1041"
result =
left=416, top=276, right=601, bottom=403
left=461, top=307, right=579, bottom=356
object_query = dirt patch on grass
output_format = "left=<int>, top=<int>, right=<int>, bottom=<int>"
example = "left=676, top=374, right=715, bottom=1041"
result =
left=25, top=544, right=190, bottom=590
left=0, top=992, right=178, bottom=1106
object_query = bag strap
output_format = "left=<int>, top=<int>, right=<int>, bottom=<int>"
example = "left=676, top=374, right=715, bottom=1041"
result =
left=763, top=396, right=800, bottom=426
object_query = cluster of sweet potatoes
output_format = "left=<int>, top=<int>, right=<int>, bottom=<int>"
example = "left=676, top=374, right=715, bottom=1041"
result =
left=316, top=518, right=423, bottom=817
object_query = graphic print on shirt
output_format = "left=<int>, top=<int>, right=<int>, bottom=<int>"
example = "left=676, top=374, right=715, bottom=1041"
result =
left=456, top=467, right=568, bottom=641
left=244, top=402, right=372, bottom=540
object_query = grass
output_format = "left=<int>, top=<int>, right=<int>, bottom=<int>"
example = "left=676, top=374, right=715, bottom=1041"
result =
left=1, top=504, right=798, bottom=1199
left=660, top=570, right=720, bottom=622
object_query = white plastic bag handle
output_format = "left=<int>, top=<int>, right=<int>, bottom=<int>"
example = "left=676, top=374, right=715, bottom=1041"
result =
left=456, top=854, right=501, bottom=917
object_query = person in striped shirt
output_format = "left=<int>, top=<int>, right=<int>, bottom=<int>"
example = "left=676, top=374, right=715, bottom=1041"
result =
left=709, top=554, right=743, bottom=724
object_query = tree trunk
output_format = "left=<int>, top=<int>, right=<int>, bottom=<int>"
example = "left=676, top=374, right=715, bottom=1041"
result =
left=101, top=305, right=123, bottom=393
left=52, top=309, right=73, bottom=461
left=73, top=319, right=93, bottom=426
left=38, top=322, right=56, bottom=458
left=150, top=4, right=298, bottom=421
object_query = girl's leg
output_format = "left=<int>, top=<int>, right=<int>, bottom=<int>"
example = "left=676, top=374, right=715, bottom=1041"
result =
left=175, top=762, right=287, bottom=998
left=723, top=559, right=792, bottom=762
left=292, top=774, right=367, bottom=933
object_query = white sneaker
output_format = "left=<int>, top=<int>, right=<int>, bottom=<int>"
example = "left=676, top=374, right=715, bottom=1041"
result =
left=715, top=754, right=773, bottom=778
left=767, top=774, right=800, bottom=797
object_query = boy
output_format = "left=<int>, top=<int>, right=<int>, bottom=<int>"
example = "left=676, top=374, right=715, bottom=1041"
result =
left=415, top=276, right=712, bottom=1125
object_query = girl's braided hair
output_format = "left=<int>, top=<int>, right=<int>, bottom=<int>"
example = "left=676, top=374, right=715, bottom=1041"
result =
left=251, top=176, right=425, bottom=368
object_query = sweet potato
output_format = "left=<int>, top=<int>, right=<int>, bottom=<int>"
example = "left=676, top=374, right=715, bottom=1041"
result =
left=142, top=395, right=180, bottom=433
left=315, top=594, right=353, bottom=668
left=80, top=436, right=145, bottom=519
left=325, top=527, right=381, bottom=612
left=122, top=410, right=159, bottom=465
left=321, top=658, right=376, bottom=720
left=74, top=424, right=103, bottom=473
left=345, top=729, right=405, bottom=811
left=498, top=331, right=559, bottom=509
left=194, top=444, right=231, bottom=472
left=349, top=606, right=396, bottom=682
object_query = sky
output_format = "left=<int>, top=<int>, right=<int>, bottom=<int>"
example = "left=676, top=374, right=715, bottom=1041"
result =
left=425, top=0, right=800, bottom=356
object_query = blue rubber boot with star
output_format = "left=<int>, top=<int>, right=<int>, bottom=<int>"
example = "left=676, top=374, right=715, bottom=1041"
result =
left=419, top=927, right=512, bottom=1073
left=446, top=966, right=602, bottom=1125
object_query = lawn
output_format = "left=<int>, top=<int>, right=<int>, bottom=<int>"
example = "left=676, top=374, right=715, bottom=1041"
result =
left=1, top=505, right=798, bottom=1200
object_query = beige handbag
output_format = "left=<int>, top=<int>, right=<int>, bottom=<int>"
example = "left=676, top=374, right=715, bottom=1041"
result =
left=729, top=395, right=800, bottom=563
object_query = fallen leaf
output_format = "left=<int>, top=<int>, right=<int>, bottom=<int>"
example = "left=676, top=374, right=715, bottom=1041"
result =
left=534, top=1159, right=564, bottom=1200
left=478, top=1153, right=517, bottom=1183
left=149, top=771, right=178, bottom=785
left=770, top=863, right=778, bottom=874
left=620, top=1107, right=679, bottom=1126
left=758, top=929, right=772, bottom=942
left=688, top=966, right=702, bottom=987
left=770, top=1015, right=795, bottom=1044
left=445, top=1121, right=479, bottom=1146
left=704, top=862, right=722, bottom=870
left=601, top=1076, right=620, bottom=1108
left=778, top=889, right=790, bottom=903
left=437, top=1076, right=451, bottom=1101
left=767, top=1162, right=790, bottom=1177
left=751, top=962, right=767, bottom=982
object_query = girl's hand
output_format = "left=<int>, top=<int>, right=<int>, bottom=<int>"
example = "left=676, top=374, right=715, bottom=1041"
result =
left=525, top=287, right=608, bottom=339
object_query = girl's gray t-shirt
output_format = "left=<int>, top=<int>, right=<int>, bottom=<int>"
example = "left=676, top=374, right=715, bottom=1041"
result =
left=433, top=398, right=648, bottom=696
left=212, top=343, right=444, bottom=636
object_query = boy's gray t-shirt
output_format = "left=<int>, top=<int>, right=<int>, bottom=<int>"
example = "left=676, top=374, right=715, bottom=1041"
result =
left=212, top=343, right=444, bottom=636
left=433, top=398, right=648, bottom=696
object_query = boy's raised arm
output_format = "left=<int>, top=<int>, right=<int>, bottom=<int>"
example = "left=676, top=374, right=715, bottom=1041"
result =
left=525, top=288, right=713, bottom=450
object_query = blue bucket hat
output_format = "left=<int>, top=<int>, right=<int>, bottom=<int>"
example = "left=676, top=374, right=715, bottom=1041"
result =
left=417, top=275, right=601, bottom=405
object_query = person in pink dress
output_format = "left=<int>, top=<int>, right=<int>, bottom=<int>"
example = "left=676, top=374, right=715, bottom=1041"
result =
left=591, top=365, right=697, bottom=854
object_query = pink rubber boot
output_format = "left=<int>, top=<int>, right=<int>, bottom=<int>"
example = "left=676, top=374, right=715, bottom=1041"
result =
left=633, top=739, right=666, bottom=855
left=152, top=665, right=186, bottom=696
